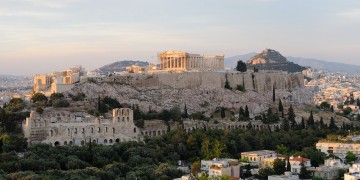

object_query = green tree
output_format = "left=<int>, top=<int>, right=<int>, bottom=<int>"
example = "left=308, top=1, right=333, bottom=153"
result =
left=273, top=158, right=286, bottom=175
left=170, top=106, right=182, bottom=122
left=4, top=98, right=25, bottom=112
left=213, top=140, right=226, bottom=158
left=288, top=105, right=296, bottom=129
left=307, top=111, right=315, bottom=127
left=276, top=144, right=288, bottom=155
left=245, top=105, right=250, bottom=118
left=36, top=107, right=44, bottom=114
left=319, top=102, right=330, bottom=109
left=182, top=104, right=189, bottom=118
left=343, top=107, right=352, bottom=116
left=329, top=117, right=338, bottom=130
left=236, top=60, right=247, bottom=72
left=281, top=118, right=290, bottom=131
left=345, top=151, right=357, bottom=164
left=301, top=117, right=306, bottom=129
left=220, top=107, right=226, bottom=119
left=191, top=161, right=201, bottom=176
left=201, top=138, right=211, bottom=159
left=31, top=93, right=48, bottom=103
left=299, top=162, right=312, bottom=179
left=257, top=167, right=275, bottom=180
left=273, top=86, right=276, bottom=102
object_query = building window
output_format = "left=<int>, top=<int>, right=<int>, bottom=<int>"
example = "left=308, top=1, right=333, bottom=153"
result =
left=104, top=139, right=108, bottom=144
left=134, top=128, right=137, bottom=133
left=105, top=127, right=108, bottom=132
left=113, top=128, right=115, bottom=134
left=91, top=128, right=94, bottom=133
left=110, top=139, right=113, bottom=143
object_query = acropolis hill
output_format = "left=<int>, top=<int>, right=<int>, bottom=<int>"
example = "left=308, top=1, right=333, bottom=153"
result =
left=26, top=50, right=334, bottom=146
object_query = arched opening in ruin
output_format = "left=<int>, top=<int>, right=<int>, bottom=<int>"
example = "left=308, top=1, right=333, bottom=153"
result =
left=75, top=128, right=77, bottom=134
left=91, top=128, right=94, bottom=133
left=82, top=128, right=85, bottom=133
left=158, top=131, right=160, bottom=136
left=69, top=141, right=73, bottom=145
left=64, top=141, right=67, bottom=145
left=116, top=138, right=120, bottom=143
left=68, top=129, right=70, bottom=135
left=117, top=117, right=120, bottom=122
left=81, top=140, right=85, bottom=145
left=134, top=128, right=137, bottom=133
left=104, top=139, right=108, bottom=144
left=54, top=141, right=60, bottom=146
left=113, top=128, right=115, bottom=134
left=127, top=117, right=129, bottom=122
left=50, top=130, right=53, bottom=136
left=109, top=139, right=113, bottom=143
left=98, top=127, right=101, bottom=132
left=92, top=140, right=96, bottom=144
left=122, top=117, right=125, bottom=122
left=105, top=127, right=108, bottom=132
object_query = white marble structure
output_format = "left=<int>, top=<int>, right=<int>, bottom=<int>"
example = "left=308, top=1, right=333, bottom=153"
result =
left=158, top=50, right=224, bottom=71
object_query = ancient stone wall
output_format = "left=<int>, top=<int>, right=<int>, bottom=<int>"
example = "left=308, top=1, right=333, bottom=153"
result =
left=91, top=72, right=304, bottom=93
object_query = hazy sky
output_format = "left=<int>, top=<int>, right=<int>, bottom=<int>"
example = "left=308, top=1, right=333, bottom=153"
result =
left=0, top=0, right=359, bottom=75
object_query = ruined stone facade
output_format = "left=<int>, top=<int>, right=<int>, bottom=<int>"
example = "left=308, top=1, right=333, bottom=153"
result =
left=34, top=66, right=85, bottom=96
left=158, top=50, right=224, bottom=71
left=23, top=108, right=281, bottom=146
left=22, top=108, right=141, bottom=146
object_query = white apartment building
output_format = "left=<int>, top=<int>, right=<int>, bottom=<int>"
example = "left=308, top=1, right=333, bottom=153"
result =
left=201, top=158, right=240, bottom=178
left=316, top=140, right=360, bottom=160
left=241, top=150, right=277, bottom=166
left=289, top=156, right=311, bottom=174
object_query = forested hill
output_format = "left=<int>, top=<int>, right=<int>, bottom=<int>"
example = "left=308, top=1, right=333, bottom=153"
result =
left=246, top=49, right=307, bottom=73
left=95, top=60, right=149, bottom=74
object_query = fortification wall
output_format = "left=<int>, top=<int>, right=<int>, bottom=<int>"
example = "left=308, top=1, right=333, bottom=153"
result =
left=118, top=72, right=304, bottom=92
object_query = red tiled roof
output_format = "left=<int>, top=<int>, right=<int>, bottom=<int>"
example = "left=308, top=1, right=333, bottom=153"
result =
left=289, top=157, right=310, bottom=162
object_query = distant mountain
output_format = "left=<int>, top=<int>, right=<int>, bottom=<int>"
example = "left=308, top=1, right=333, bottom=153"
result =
left=246, top=49, right=306, bottom=73
left=286, top=57, right=360, bottom=74
left=225, top=51, right=360, bottom=73
left=95, top=60, right=149, bottom=74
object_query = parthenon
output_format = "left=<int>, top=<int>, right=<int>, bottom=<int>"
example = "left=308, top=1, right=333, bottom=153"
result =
left=158, top=50, right=224, bottom=71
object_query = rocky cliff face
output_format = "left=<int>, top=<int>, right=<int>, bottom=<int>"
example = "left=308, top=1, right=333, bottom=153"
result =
left=72, top=72, right=311, bottom=116
left=247, top=49, right=306, bottom=73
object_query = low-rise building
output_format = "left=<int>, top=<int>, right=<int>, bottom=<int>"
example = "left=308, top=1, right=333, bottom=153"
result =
left=241, top=150, right=277, bottom=166
left=289, top=156, right=311, bottom=174
left=268, top=172, right=299, bottom=180
left=260, top=155, right=286, bottom=169
left=344, top=164, right=360, bottom=180
left=201, top=158, right=240, bottom=178
left=316, top=140, right=360, bottom=160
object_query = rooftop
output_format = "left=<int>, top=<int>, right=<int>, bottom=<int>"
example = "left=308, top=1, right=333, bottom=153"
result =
left=241, top=150, right=276, bottom=156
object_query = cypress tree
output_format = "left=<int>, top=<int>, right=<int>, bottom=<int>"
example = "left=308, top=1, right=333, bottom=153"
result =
left=319, top=117, right=324, bottom=129
left=221, top=107, right=226, bottom=119
left=278, top=99, right=283, bottom=112
left=329, top=117, right=338, bottom=130
left=245, top=105, right=250, bottom=118
left=282, top=118, right=290, bottom=131
left=301, top=117, right=305, bottom=129
left=288, top=105, right=296, bottom=129
left=307, top=111, right=314, bottom=126
left=273, top=86, right=276, bottom=102
left=183, top=104, right=189, bottom=118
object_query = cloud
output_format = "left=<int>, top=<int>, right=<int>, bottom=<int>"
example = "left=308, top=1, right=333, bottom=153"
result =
left=21, top=0, right=83, bottom=8
left=0, top=10, right=63, bottom=19
left=338, top=9, right=360, bottom=19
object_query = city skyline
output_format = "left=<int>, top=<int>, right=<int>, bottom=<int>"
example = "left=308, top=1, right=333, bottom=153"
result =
left=0, top=0, right=359, bottom=75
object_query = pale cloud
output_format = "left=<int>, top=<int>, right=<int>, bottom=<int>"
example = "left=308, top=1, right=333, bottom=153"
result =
left=21, top=0, right=83, bottom=8
left=338, top=9, right=360, bottom=19
left=0, top=9, right=63, bottom=19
